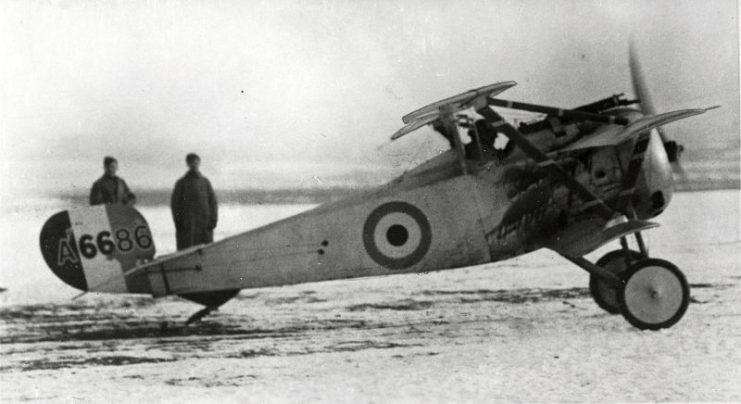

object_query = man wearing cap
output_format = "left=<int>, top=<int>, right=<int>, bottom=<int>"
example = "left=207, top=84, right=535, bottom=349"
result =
left=170, top=153, right=218, bottom=250
left=89, top=156, right=137, bottom=206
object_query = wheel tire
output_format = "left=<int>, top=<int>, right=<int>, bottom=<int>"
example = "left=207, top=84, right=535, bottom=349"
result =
left=590, top=249, right=642, bottom=314
left=618, top=258, right=690, bottom=330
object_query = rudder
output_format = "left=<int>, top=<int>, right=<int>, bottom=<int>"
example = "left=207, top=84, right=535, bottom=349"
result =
left=39, top=204, right=156, bottom=294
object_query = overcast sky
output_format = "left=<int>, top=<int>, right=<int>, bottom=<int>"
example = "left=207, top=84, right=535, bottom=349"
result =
left=0, top=0, right=738, bottom=196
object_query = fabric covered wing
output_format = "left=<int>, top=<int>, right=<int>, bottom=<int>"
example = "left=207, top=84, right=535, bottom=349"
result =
left=543, top=219, right=659, bottom=257
left=559, top=107, right=716, bottom=152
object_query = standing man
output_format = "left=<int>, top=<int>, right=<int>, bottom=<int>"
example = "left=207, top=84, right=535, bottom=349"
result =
left=171, top=153, right=218, bottom=250
left=89, top=156, right=137, bottom=206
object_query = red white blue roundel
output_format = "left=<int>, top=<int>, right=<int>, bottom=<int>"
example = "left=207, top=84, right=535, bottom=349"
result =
left=362, top=201, right=432, bottom=270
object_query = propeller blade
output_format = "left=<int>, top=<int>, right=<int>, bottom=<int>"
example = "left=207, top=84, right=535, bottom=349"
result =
left=629, top=40, right=671, bottom=144
left=629, top=41, right=656, bottom=115
left=627, top=40, right=717, bottom=175
left=630, top=41, right=721, bottom=173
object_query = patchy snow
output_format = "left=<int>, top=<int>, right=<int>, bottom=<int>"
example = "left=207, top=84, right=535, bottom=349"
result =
left=1, top=190, right=739, bottom=402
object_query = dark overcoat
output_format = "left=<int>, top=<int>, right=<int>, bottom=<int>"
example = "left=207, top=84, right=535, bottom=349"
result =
left=170, top=171, right=218, bottom=250
left=89, top=175, right=136, bottom=206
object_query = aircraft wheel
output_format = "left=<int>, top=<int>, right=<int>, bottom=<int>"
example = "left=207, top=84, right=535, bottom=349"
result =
left=618, top=259, right=690, bottom=330
left=590, top=249, right=642, bottom=314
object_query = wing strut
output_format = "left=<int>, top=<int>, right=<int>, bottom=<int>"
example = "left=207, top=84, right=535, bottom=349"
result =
left=487, top=98, right=630, bottom=125
left=439, top=105, right=469, bottom=175
left=476, top=107, right=616, bottom=221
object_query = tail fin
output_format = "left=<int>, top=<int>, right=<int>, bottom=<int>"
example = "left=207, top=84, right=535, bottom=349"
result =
left=39, top=204, right=156, bottom=294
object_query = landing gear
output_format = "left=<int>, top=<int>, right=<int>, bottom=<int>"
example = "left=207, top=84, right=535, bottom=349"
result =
left=570, top=234, right=691, bottom=330
left=589, top=248, right=642, bottom=314
left=618, top=259, right=690, bottom=330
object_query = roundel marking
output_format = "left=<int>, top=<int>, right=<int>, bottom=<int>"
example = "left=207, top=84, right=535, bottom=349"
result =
left=362, top=201, right=432, bottom=270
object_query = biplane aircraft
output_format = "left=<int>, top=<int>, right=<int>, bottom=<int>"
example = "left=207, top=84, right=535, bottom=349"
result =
left=40, top=50, right=717, bottom=330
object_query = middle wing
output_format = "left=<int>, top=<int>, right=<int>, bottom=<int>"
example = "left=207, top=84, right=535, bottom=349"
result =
left=558, top=107, right=718, bottom=152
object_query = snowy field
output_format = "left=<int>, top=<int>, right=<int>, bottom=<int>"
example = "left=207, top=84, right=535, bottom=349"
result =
left=0, top=190, right=739, bottom=402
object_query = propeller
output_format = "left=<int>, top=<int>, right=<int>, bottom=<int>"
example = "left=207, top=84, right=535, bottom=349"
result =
left=628, top=42, right=687, bottom=179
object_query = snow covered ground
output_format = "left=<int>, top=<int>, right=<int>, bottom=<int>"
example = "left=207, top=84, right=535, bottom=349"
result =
left=1, top=190, right=739, bottom=402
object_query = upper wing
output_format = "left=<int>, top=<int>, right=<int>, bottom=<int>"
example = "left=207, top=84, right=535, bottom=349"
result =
left=391, top=81, right=517, bottom=141
left=402, top=81, right=517, bottom=124
left=391, top=111, right=440, bottom=140
left=559, top=107, right=718, bottom=152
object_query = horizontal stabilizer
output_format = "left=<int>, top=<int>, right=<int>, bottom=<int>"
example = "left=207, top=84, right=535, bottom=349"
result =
left=544, top=219, right=658, bottom=257
left=560, top=107, right=717, bottom=152
left=67, top=243, right=229, bottom=300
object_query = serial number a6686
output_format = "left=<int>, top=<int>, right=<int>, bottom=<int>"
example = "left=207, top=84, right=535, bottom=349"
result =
left=77, top=226, right=153, bottom=259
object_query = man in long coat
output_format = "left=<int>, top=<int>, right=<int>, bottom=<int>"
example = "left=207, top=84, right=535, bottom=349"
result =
left=90, top=156, right=137, bottom=206
left=171, top=153, right=218, bottom=250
